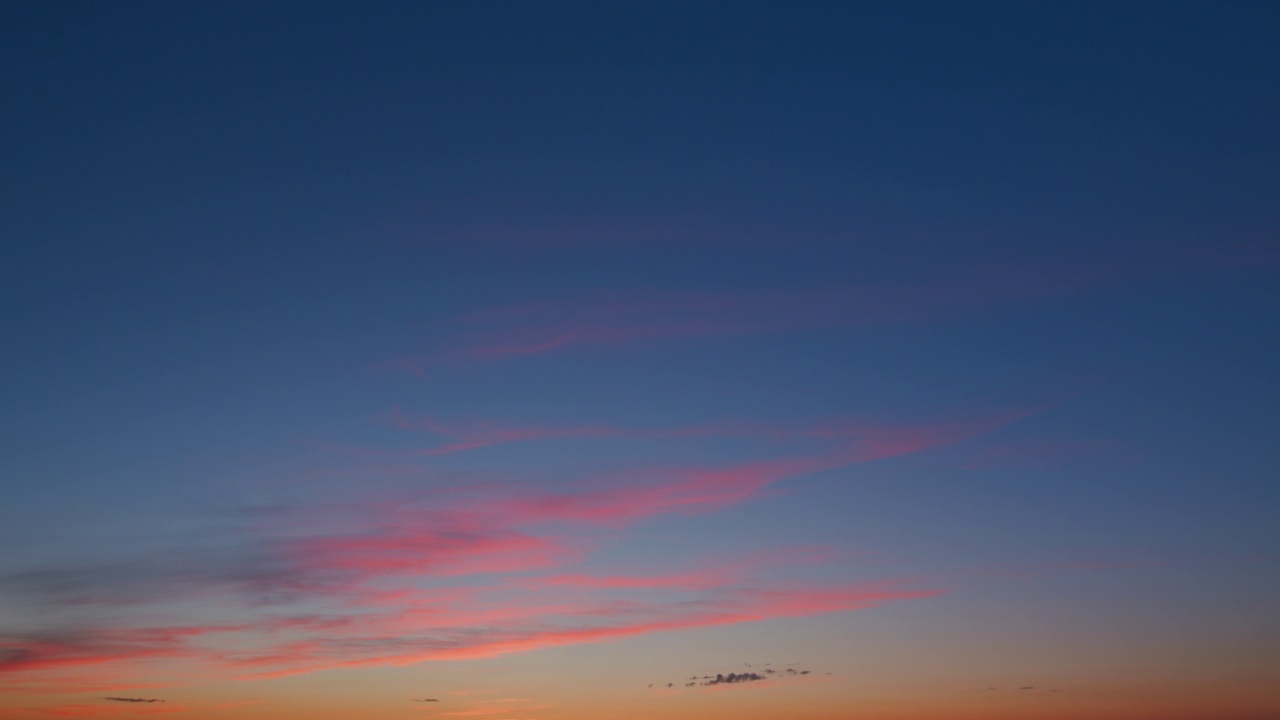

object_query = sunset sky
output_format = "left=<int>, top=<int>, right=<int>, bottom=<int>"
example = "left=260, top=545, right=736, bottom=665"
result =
left=2, top=2, right=1278, bottom=718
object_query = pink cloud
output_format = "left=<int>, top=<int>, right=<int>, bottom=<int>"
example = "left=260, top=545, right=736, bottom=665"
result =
left=0, top=626, right=243, bottom=676
left=482, top=455, right=824, bottom=527
left=446, top=408, right=1039, bottom=529
left=1, top=472, right=933, bottom=690
left=374, top=402, right=1032, bottom=460
left=522, top=570, right=739, bottom=591
left=0, top=392, right=1049, bottom=697
left=230, top=580, right=944, bottom=680
left=289, top=526, right=572, bottom=578
left=0, top=463, right=945, bottom=687
left=386, top=279, right=1088, bottom=371
left=381, top=406, right=758, bottom=457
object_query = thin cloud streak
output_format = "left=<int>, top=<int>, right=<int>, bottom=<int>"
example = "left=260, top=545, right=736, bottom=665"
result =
left=371, top=404, right=1037, bottom=460
left=0, top=455, right=941, bottom=690
left=232, top=581, right=944, bottom=680
left=0, top=481, right=938, bottom=691
left=384, top=406, right=742, bottom=456
left=386, top=277, right=1088, bottom=371
left=1, top=394, right=1045, bottom=693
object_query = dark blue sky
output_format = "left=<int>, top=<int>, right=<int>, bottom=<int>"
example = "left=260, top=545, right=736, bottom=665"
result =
left=1, top=3, right=1277, bottom=718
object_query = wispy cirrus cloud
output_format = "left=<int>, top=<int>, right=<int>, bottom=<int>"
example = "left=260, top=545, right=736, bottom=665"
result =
left=384, top=277, right=1087, bottom=372
left=381, top=406, right=737, bottom=456
left=0, top=462, right=938, bottom=692
left=369, top=402, right=1039, bottom=460
left=0, top=626, right=241, bottom=676
left=229, top=581, right=942, bottom=680
left=0, top=394, right=1045, bottom=696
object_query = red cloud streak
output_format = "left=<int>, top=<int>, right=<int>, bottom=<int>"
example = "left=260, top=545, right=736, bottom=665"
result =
left=231, top=581, right=945, bottom=680
left=1, top=398, right=1041, bottom=694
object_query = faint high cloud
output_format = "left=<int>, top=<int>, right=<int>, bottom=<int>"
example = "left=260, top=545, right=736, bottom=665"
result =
left=100, top=698, right=164, bottom=703
left=380, top=406, right=738, bottom=456
left=376, top=405, right=1033, bottom=460
left=383, top=277, right=1084, bottom=372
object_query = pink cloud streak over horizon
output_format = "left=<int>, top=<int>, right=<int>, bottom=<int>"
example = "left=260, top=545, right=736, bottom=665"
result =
left=1, top=388, right=1055, bottom=696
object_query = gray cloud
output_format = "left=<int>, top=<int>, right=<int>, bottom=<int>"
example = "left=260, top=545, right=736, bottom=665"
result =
left=653, top=662, right=820, bottom=690
left=703, top=672, right=763, bottom=685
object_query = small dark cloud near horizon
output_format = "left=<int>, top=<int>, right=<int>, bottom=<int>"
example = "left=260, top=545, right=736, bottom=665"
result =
left=102, top=697, right=163, bottom=703
left=991, top=685, right=1060, bottom=693
left=413, top=698, right=439, bottom=702
left=704, top=672, right=765, bottom=686
left=652, top=662, right=819, bottom=690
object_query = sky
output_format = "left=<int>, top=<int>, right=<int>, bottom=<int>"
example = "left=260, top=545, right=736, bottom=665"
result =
left=1, top=2, right=1278, bottom=718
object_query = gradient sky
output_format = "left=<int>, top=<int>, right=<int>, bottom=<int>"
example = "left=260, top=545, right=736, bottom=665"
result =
left=2, top=2, right=1279, bottom=719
